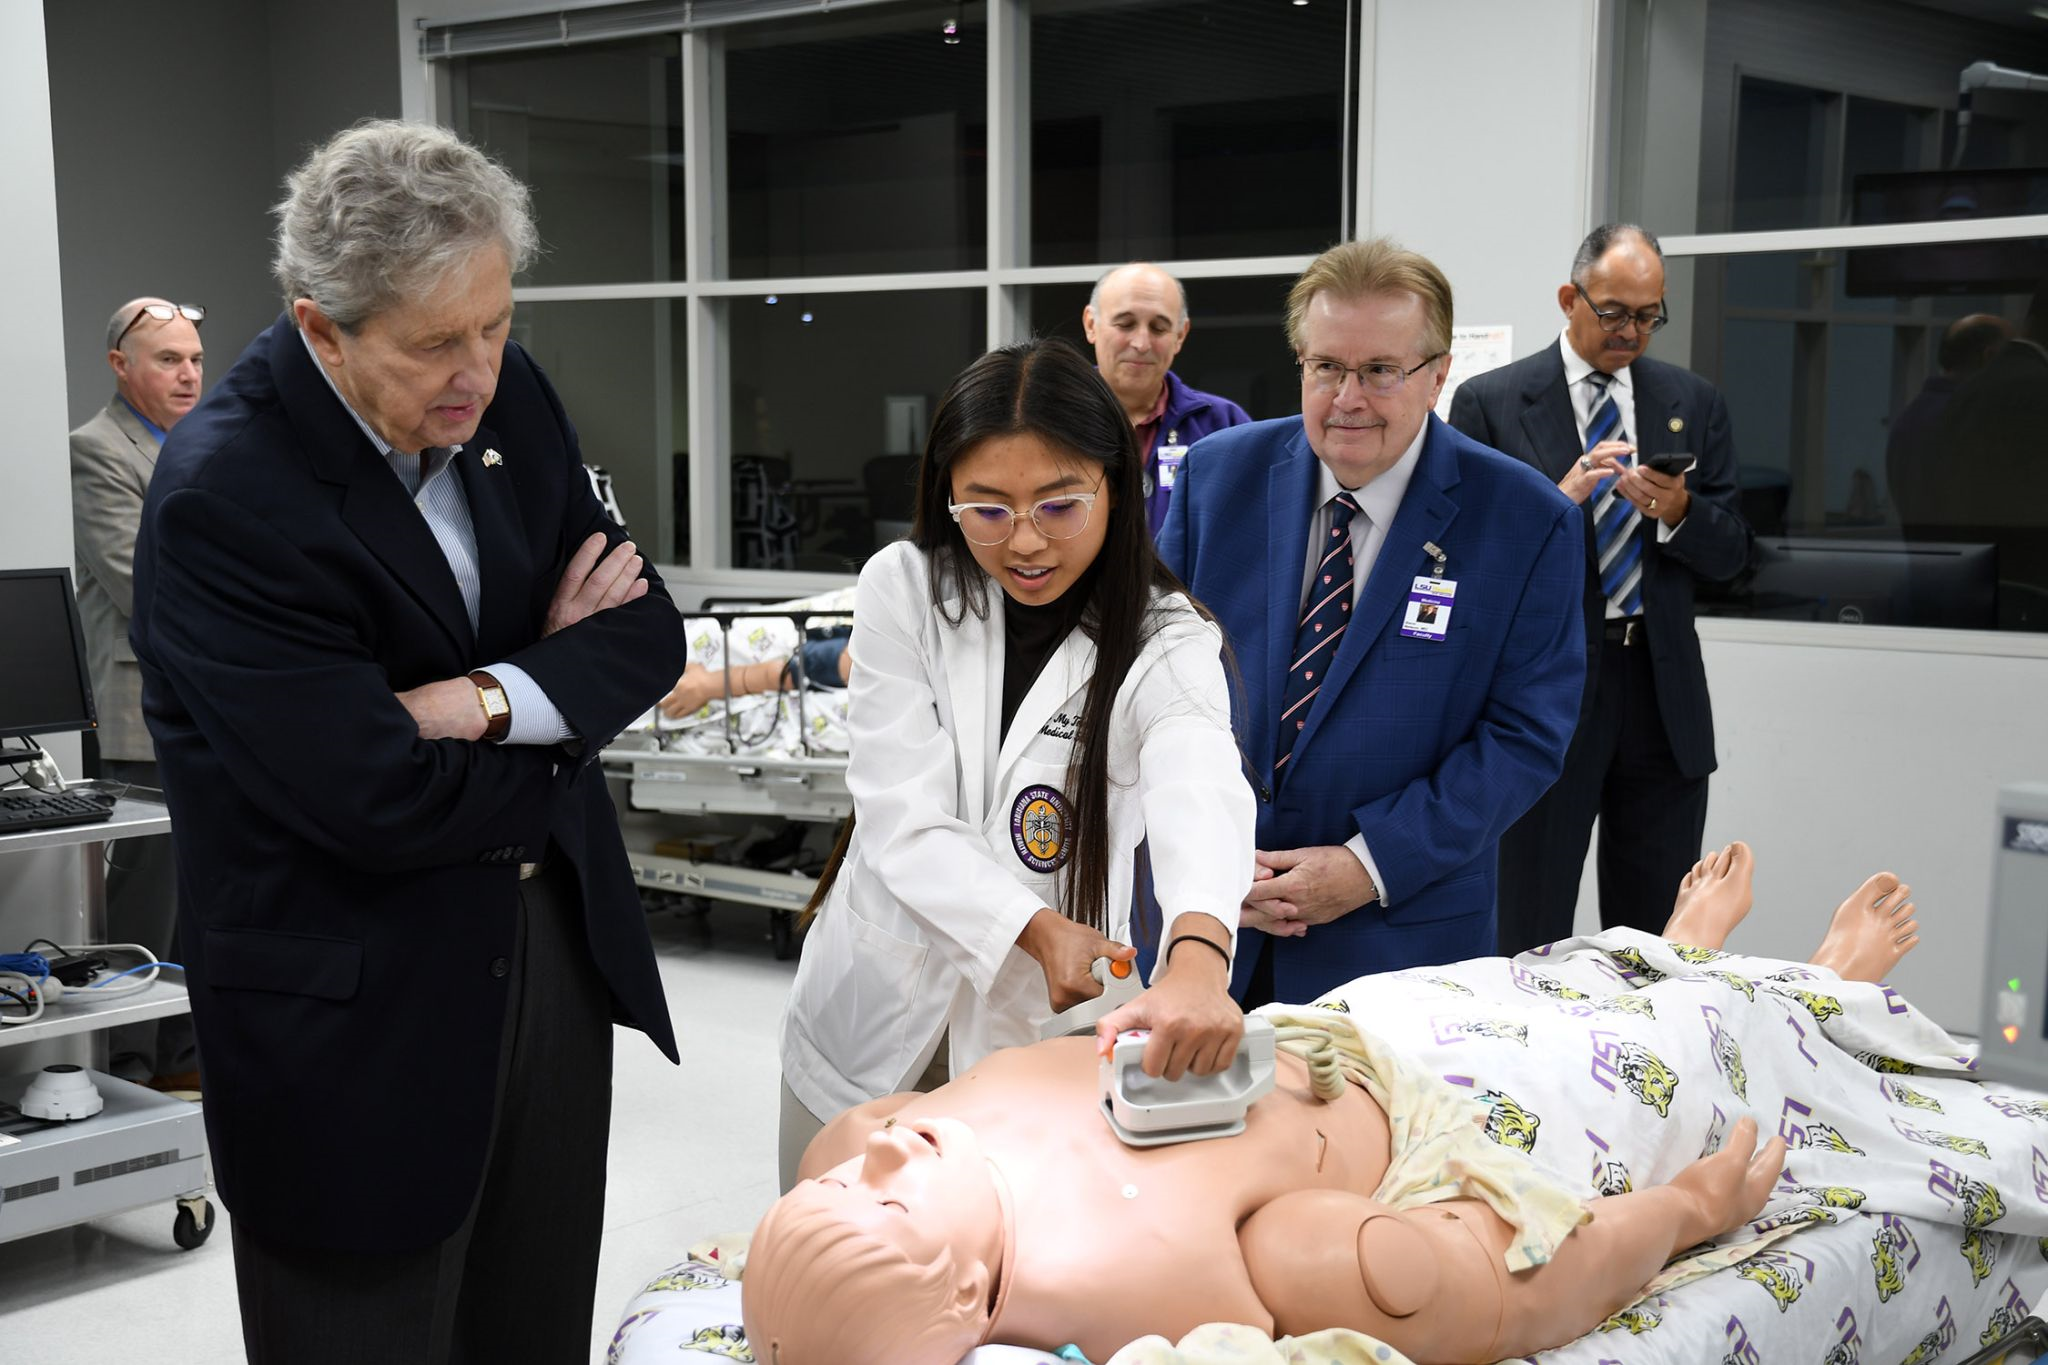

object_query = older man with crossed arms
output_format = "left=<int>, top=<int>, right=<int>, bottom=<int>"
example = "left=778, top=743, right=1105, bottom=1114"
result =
left=131, top=121, right=686, bottom=1362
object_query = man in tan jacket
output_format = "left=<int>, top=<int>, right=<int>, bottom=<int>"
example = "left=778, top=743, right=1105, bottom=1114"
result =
left=69, top=296, right=204, bottom=1088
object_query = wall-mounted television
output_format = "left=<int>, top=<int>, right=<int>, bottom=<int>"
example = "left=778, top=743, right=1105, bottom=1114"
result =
left=1846, top=167, right=2048, bottom=297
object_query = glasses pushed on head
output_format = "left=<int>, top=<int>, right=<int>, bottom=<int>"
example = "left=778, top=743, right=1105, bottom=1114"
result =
left=947, top=492, right=1100, bottom=546
left=115, top=303, right=206, bottom=348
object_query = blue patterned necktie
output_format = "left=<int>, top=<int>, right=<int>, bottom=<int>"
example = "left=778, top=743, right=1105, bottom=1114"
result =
left=1275, top=491, right=1360, bottom=776
left=1585, top=373, right=1643, bottom=617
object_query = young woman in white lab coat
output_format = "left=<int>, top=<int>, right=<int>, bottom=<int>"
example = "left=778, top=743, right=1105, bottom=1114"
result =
left=777, top=339, right=1255, bottom=1187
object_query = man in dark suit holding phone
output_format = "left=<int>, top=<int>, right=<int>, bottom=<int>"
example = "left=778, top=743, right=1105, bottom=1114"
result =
left=1449, top=224, right=1750, bottom=949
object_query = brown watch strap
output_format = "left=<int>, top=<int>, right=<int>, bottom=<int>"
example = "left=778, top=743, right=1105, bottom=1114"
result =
left=468, top=669, right=511, bottom=741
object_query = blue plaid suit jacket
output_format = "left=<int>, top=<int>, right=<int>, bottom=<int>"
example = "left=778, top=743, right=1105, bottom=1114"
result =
left=1158, top=414, right=1586, bottom=1000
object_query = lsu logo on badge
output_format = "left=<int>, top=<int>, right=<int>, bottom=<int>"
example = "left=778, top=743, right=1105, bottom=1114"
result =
left=1010, top=785, right=1072, bottom=874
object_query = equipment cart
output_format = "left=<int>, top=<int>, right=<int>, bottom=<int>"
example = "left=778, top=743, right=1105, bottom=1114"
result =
left=0, top=794, right=214, bottom=1251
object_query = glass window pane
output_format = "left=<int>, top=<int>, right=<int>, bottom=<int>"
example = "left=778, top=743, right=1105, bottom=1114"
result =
left=1674, top=242, right=2048, bottom=632
left=725, top=4, right=986, bottom=278
left=455, top=37, right=683, bottom=287
left=1029, top=0, right=1350, bottom=266
left=727, top=289, right=986, bottom=573
left=1025, top=275, right=1289, bottom=423
left=1727, top=78, right=1831, bottom=232
left=510, top=299, right=688, bottom=565
left=1616, top=1, right=2048, bottom=236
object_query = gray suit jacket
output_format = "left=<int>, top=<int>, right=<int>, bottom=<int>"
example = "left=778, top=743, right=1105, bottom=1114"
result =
left=71, top=396, right=160, bottom=762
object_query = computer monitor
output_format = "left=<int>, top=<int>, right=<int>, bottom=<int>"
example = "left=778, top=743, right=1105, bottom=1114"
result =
left=1743, top=537, right=1997, bottom=629
left=0, top=567, right=99, bottom=745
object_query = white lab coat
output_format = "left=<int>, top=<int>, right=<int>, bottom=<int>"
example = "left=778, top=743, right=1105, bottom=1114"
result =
left=780, top=541, right=1254, bottom=1120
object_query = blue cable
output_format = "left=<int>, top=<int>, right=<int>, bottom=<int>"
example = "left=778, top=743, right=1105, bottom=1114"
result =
left=0, top=952, right=51, bottom=981
left=86, top=962, right=186, bottom=987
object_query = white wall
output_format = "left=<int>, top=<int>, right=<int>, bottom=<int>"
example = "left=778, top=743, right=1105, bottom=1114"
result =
left=5, top=2, right=79, bottom=777
left=1365, top=0, right=1601, bottom=362
left=3, top=0, right=87, bottom=1069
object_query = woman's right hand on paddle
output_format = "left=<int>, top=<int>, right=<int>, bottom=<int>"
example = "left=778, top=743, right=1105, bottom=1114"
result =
left=1017, top=908, right=1137, bottom=1013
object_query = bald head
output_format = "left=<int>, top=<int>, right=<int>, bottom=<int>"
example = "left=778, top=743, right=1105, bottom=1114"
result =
left=1083, top=263, right=1191, bottom=420
left=1938, top=313, right=2013, bottom=375
left=106, top=296, right=205, bottom=431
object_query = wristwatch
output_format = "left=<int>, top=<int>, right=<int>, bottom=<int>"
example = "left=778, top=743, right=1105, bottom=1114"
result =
left=468, top=670, right=511, bottom=742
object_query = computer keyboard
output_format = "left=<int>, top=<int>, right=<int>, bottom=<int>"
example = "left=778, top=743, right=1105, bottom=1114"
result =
left=0, top=788, right=118, bottom=836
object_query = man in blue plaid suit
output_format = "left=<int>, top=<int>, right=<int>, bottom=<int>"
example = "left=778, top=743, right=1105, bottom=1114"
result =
left=1159, top=238, right=1585, bottom=1006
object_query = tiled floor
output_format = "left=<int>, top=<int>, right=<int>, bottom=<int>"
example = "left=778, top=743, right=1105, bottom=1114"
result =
left=0, top=901, right=795, bottom=1364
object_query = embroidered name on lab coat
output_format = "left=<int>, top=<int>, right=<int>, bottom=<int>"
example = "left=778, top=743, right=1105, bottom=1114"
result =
left=1040, top=710, right=1080, bottom=742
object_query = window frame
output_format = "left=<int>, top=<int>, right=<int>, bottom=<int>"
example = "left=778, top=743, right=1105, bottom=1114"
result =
left=430, top=0, right=1359, bottom=595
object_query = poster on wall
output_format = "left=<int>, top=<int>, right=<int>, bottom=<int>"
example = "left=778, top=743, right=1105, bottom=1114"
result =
left=1435, top=324, right=1513, bottom=418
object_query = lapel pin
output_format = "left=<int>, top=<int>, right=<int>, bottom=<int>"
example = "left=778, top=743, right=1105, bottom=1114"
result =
left=482, top=448, right=503, bottom=467
left=1668, top=418, right=1684, bottom=434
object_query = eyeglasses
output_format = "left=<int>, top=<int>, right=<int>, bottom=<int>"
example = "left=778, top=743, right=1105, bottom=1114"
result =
left=1573, top=283, right=1666, bottom=334
left=947, top=492, right=1101, bottom=545
left=115, top=303, right=206, bottom=348
left=1297, top=354, right=1444, bottom=395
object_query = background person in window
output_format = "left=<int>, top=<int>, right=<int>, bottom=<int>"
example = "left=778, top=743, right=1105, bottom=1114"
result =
left=1887, top=312, right=2011, bottom=538
left=1084, top=262, right=1252, bottom=535
left=1934, top=279, right=2048, bottom=628
left=776, top=337, right=1252, bottom=1192
left=129, top=121, right=685, bottom=1364
left=1449, top=224, right=1750, bottom=955
left=69, top=295, right=206, bottom=1091
left=1159, top=238, right=1585, bottom=1008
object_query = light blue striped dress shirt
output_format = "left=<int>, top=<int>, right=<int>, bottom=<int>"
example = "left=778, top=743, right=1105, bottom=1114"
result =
left=300, top=330, right=572, bottom=745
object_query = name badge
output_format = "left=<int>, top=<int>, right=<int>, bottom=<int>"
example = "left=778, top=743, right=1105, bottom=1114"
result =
left=1400, top=576, right=1456, bottom=640
left=1156, top=444, right=1189, bottom=489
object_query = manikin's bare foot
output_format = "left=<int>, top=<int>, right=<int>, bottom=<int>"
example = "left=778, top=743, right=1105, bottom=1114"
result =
left=1806, top=873, right=1921, bottom=983
left=1661, top=842, right=1755, bottom=950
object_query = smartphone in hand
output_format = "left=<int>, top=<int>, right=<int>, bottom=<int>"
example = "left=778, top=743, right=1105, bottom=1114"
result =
left=1644, top=451, right=1697, bottom=477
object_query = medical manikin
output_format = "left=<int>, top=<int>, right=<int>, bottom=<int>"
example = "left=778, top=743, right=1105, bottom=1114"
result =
left=744, top=845, right=1928, bottom=1364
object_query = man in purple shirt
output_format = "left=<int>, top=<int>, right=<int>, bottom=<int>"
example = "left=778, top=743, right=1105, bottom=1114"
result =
left=1084, top=262, right=1252, bottom=535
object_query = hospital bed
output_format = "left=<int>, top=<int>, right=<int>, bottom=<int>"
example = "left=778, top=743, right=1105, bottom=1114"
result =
left=603, top=590, right=853, bottom=958
left=608, top=921, right=2048, bottom=1364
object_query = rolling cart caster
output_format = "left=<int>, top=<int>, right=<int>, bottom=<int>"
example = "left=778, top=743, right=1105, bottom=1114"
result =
left=173, top=1195, right=215, bottom=1250
left=770, top=910, right=799, bottom=961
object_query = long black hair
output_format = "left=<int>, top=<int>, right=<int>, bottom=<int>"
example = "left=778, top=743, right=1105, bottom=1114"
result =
left=806, top=337, right=1200, bottom=934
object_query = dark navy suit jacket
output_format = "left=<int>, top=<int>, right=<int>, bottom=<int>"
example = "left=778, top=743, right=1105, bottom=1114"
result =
left=1448, top=347, right=1749, bottom=779
left=130, top=317, right=686, bottom=1252
left=1159, top=414, right=1585, bottom=1000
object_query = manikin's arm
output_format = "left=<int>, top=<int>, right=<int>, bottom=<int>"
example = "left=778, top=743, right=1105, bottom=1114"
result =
left=1240, top=1118, right=1785, bottom=1365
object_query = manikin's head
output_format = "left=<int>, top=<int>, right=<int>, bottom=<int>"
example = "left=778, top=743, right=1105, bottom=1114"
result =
left=742, top=1118, right=1006, bottom=1365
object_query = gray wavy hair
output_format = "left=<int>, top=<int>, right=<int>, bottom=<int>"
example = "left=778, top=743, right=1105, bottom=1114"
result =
left=273, top=119, right=538, bottom=332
